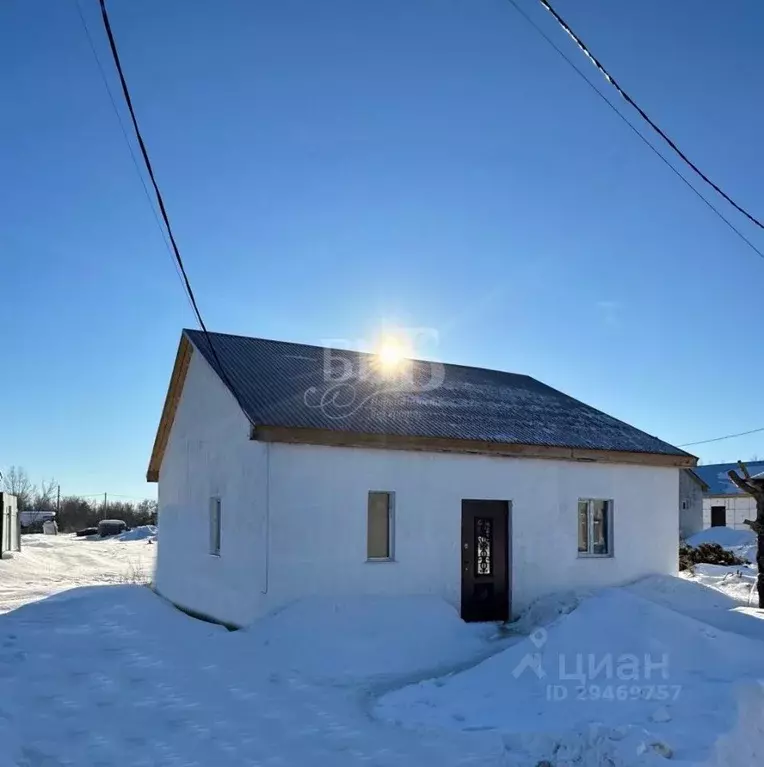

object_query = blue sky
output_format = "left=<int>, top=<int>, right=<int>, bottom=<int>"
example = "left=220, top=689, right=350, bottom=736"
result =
left=2, top=0, right=763, bottom=499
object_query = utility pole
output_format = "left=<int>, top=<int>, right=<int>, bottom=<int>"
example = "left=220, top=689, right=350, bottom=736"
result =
left=103, top=492, right=107, bottom=518
left=56, top=485, right=60, bottom=516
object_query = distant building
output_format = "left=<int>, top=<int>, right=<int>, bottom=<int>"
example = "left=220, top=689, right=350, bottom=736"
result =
left=0, top=493, right=20, bottom=555
left=19, top=510, right=56, bottom=529
left=679, top=469, right=708, bottom=539
left=692, top=461, right=764, bottom=530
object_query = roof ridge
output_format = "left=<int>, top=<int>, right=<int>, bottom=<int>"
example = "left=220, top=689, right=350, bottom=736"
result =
left=183, top=328, right=532, bottom=381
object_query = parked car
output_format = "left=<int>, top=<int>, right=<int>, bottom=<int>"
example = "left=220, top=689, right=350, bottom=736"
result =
left=75, top=527, right=98, bottom=537
left=98, top=519, right=128, bottom=537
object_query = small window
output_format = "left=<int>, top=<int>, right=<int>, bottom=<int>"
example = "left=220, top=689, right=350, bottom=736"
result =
left=367, top=491, right=394, bottom=560
left=209, top=497, right=221, bottom=555
left=577, top=499, right=612, bottom=556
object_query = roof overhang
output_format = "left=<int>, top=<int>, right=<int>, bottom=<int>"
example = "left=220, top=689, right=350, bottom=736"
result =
left=147, top=334, right=194, bottom=483
left=255, top=425, right=697, bottom=468
left=685, top=468, right=710, bottom=491
left=147, top=334, right=696, bottom=482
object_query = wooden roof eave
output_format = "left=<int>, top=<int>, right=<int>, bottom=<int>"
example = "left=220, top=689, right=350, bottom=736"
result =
left=255, top=425, right=697, bottom=468
left=146, top=334, right=194, bottom=483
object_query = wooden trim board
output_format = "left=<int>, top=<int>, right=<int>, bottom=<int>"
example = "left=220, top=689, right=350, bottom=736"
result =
left=146, top=335, right=193, bottom=482
left=254, top=425, right=697, bottom=468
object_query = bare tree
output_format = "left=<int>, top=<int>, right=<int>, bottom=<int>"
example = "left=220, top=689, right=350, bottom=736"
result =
left=136, top=498, right=158, bottom=524
left=2, top=466, right=35, bottom=511
left=34, top=478, right=58, bottom=511
left=727, top=461, right=764, bottom=608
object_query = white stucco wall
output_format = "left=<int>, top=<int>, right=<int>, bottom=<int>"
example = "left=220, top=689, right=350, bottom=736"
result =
left=264, top=444, right=679, bottom=618
left=679, top=470, right=704, bottom=539
left=702, top=496, right=756, bottom=530
left=154, top=349, right=268, bottom=626
left=155, top=348, right=680, bottom=626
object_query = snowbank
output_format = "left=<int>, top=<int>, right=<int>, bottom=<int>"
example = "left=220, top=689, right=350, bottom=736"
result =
left=686, top=528, right=757, bottom=563
left=687, top=528, right=754, bottom=549
left=117, top=525, right=157, bottom=542
left=629, top=573, right=764, bottom=646
left=237, top=596, right=502, bottom=684
left=375, top=585, right=764, bottom=765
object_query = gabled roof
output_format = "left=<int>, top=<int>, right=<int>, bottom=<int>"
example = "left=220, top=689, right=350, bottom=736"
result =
left=692, top=461, right=764, bottom=496
left=147, top=329, right=695, bottom=481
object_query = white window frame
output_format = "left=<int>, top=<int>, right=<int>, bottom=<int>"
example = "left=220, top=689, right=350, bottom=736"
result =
left=366, top=491, right=395, bottom=562
left=209, top=497, right=221, bottom=556
left=577, top=498, right=613, bottom=558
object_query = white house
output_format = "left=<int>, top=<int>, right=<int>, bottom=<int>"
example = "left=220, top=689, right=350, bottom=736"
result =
left=148, top=330, right=696, bottom=627
left=693, top=461, right=764, bottom=530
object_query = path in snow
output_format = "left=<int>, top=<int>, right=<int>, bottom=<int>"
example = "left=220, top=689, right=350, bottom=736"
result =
left=0, top=588, right=511, bottom=767
left=3, top=538, right=764, bottom=766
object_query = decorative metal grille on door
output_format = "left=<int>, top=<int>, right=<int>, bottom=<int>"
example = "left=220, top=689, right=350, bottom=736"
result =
left=475, top=517, right=493, bottom=576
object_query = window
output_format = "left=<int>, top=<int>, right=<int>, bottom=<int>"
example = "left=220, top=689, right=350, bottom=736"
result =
left=367, top=491, right=394, bottom=560
left=578, top=499, right=612, bottom=556
left=209, top=497, right=221, bottom=555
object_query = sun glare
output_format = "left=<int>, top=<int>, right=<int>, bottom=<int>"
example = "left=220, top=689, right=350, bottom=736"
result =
left=376, top=336, right=410, bottom=373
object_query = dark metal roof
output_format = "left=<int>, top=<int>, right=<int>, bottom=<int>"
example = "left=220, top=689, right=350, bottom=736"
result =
left=185, top=329, right=691, bottom=458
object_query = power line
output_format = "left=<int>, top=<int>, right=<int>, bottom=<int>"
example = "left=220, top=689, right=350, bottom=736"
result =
left=678, top=426, right=764, bottom=448
left=97, top=0, right=253, bottom=424
left=74, top=493, right=153, bottom=500
left=502, top=0, right=764, bottom=262
left=502, top=3, right=764, bottom=455
left=535, top=0, right=764, bottom=233
left=72, top=0, right=196, bottom=315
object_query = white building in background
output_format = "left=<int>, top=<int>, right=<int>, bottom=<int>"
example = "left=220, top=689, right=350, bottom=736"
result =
left=147, top=329, right=696, bottom=628
left=693, top=461, right=764, bottom=530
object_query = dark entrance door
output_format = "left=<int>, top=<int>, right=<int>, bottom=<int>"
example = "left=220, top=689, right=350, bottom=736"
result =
left=461, top=500, right=510, bottom=622
left=711, top=506, right=726, bottom=527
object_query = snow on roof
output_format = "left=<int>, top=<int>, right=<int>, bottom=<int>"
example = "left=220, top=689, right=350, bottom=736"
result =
left=185, top=329, right=690, bottom=458
left=693, top=461, right=764, bottom=495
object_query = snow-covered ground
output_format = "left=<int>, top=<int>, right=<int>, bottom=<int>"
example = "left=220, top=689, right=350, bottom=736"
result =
left=376, top=578, right=764, bottom=766
left=682, top=525, right=759, bottom=606
left=0, top=588, right=510, bottom=767
left=0, top=533, right=156, bottom=614
left=1, top=537, right=763, bottom=766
